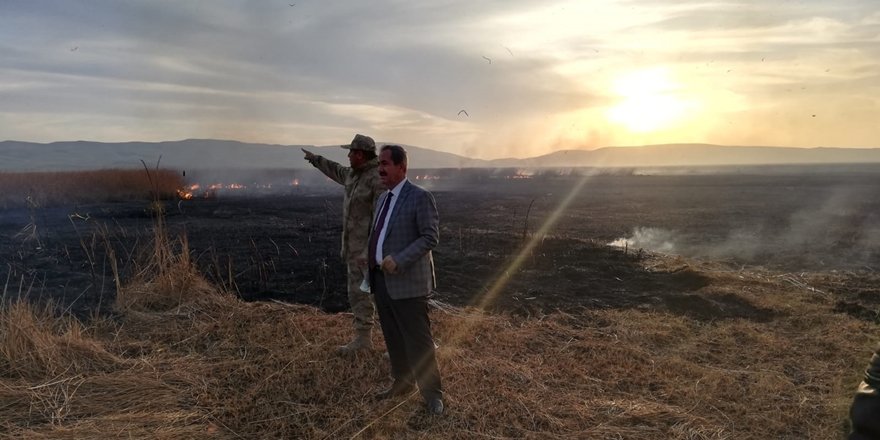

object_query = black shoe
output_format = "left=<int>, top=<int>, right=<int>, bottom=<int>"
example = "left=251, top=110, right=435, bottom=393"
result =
left=374, top=383, right=415, bottom=400
left=426, top=398, right=444, bottom=415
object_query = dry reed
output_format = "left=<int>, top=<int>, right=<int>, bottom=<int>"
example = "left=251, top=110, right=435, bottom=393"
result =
left=0, top=169, right=185, bottom=208
left=1, top=229, right=877, bottom=438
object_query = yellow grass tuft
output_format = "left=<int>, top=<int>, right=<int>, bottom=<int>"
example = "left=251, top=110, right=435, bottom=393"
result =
left=114, top=218, right=228, bottom=312
left=0, top=301, right=121, bottom=380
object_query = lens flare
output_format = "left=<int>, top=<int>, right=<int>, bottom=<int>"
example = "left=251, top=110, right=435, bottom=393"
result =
left=444, top=174, right=593, bottom=346
left=354, top=174, right=593, bottom=428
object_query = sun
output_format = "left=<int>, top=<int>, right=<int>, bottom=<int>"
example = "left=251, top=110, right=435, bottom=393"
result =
left=606, top=68, right=694, bottom=133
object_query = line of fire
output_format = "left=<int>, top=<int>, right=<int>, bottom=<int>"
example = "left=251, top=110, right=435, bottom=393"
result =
left=173, top=168, right=547, bottom=200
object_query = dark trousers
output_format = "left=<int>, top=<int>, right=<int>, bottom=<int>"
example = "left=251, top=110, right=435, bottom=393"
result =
left=371, top=269, right=442, bottom=401
left=850, top=390, right=880, bottom=440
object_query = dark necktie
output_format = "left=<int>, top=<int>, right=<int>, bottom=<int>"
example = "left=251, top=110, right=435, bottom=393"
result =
left=368, top=193, right=393, bottom=267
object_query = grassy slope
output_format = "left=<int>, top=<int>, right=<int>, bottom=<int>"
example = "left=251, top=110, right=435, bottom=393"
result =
left=1, top=243, right=875, bottom=439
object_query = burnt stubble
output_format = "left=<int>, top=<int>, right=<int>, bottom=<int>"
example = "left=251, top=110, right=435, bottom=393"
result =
left=2, top=166, right=879, bottom=321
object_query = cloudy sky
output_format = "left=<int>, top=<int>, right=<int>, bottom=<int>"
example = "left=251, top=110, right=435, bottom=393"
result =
left=1, top=0, right=878, bottom=159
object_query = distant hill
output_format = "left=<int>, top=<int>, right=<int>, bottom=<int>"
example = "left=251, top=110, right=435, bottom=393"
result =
left=1, top=139, right=879, bottom=171
left=0, top=139, right=488, bottom=171
left=487, top=144, right=880, bottom=168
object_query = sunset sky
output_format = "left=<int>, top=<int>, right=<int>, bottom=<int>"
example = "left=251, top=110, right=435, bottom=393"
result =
left=1, top=0, right=878, bottom=159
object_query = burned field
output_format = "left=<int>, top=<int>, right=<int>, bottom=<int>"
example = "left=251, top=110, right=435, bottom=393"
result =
left=3, top=166, right=880, bottom=439
left=2, top=167, right=878, bottom=321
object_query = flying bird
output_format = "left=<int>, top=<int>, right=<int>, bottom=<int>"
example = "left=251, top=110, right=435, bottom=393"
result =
left=457, top=109, right=469, bottom=117
left=504, top=46, right=513, bottom=56
left=70, top=46, right=78, bottom=52
left=482, top=56, right=491, bottom=64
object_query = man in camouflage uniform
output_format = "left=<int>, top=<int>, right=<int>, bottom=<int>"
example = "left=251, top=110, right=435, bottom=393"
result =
left=302, top=134, right=384, bottom=353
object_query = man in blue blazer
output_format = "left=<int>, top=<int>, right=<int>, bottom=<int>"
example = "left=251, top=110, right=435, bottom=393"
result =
left=367, top=144, right=444, bottom=415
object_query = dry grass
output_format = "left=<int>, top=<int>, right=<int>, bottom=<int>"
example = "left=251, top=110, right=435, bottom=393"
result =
left=114, top=217, right=222, bottom=313
left=0, top=169, right=185, bottom=208
left=1, top=235, right=876, bottom=438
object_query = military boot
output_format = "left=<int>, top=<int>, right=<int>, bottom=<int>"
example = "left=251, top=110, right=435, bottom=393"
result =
left=336, top=329, right=372, bottom=354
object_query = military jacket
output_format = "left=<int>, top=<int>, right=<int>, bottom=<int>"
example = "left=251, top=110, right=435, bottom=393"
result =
left=308, top=156, right=384, bottom=260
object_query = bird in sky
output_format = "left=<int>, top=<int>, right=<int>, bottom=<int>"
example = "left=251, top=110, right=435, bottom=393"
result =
left=458, top=109, right=469, bottom=117
left=482, top=56, right=491, bottom=64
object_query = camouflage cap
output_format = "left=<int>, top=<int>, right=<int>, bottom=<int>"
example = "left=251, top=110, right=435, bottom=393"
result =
left=342, top=134, right=376, bottom=153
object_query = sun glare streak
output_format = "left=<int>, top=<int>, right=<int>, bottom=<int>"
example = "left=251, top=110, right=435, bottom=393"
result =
left=442, top=175, right=593, bottom=346
left=352, top=178, right=592, bottom=430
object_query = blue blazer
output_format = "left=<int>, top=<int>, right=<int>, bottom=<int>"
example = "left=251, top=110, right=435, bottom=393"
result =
left=370, top=180, right=438, bottom=299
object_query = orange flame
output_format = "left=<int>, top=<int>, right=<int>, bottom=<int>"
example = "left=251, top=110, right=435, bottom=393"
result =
left=176, top=188, right=194, bottom=200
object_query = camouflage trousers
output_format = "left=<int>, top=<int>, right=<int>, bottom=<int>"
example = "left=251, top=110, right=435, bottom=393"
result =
left=346, top=261, right=375, bottom=331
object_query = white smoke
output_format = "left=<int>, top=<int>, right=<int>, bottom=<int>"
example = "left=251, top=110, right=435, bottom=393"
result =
left=609, top=227, right=678, bottom=253
left=607, top=187, right=879, bottom=270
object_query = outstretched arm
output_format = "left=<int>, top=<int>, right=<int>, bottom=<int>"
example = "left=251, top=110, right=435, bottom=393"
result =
left=302, top=148, right=348, bottom=185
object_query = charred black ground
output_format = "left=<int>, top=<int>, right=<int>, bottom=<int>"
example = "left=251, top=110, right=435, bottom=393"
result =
left=2, top=169, right=878, bottom=321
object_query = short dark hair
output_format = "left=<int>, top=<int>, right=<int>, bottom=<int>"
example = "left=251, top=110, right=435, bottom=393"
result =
left=381, top=144, right=407, bottom=166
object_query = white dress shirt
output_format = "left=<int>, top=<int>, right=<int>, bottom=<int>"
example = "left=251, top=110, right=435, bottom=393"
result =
left=374, top=178, right=408, bottom=265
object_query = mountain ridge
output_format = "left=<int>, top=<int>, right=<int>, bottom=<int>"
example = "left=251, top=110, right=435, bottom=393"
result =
left=2, top=139, right=879, bottom=171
